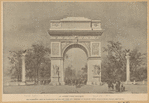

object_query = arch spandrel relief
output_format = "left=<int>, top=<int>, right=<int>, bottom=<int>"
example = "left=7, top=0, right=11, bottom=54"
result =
left=62, top=43, right=90, bottom=58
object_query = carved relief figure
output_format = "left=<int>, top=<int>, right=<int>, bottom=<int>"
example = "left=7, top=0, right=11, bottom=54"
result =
left=53, top=65, right=59, bottom=76
left=93, top=65, right=100, bottom=76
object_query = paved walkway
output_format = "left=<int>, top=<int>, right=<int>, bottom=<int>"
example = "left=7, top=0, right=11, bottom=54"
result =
left=3, top=83, right=147, bottom=94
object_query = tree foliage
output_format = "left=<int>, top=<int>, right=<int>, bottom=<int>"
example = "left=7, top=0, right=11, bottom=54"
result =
left=8, top=43, right=51, bottom=82
left=129, top=48, right=147, bottom=81
left=102, top=41, right=147, bottom=82
left=8, top=50, right=23, bottom=81
left=64, top=65, right=76, bottom=80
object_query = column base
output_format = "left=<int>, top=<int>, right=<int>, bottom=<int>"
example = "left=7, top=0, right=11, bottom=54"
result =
left=60, top=82, right=65, bottom=85
left=125, top=81, right=131, bottom=84
left=19, top=82, right=26, bottom=85
left=87, top=81, right=92, bottom=85
left=49, top=82, right=60, bottom=86
left=97, top=82, right=103, bottom=85
left=93, top=82, right=102, bottom=85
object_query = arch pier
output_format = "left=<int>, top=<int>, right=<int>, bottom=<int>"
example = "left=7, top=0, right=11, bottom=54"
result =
left=48, top=17, right=104, bottom=85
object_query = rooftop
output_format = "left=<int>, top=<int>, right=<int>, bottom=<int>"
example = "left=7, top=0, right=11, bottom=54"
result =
left=58, top=17, right=92, bottom=21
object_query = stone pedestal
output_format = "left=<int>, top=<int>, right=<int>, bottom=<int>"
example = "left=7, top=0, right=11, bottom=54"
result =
left=50, top=76, right=60, bottom=86
left=19, top=82, right=26, bottom=85
left=87, top=82, right=92, bottom=85
left=87, top=58, right=101, bottom=85
left=125, top=53, right=130, bottom=84
left=50, top=58, right=65, bottom=85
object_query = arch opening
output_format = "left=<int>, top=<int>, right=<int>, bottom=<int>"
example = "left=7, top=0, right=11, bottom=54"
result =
left=63, top=43, right=88, bottom=85
left=63, top=43, right=89, bottom=58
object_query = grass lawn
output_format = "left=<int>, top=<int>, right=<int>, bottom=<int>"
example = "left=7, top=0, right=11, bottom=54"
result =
left=3, top=83, right=147, bottom=94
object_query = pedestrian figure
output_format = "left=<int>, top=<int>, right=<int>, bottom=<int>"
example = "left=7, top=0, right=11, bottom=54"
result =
left=133, top=80, right=136, bottom=85
left=113, top=81, right=116, bottom=90
left=120, top=83, right=125, bottom=92
left=118, top=81, right=121, bottom=92
left=107, top=80, right=114, bottom=90
left=115, top=81, right=120, bottom=92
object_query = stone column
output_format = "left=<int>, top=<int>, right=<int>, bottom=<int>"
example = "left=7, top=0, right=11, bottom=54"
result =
left=125, top=53, right=130, bottom=84
left=21, top=53, right=26, bottom=85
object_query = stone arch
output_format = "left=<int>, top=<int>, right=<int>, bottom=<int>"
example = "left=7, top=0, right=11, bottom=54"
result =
left=49, top=17, right=103, bottom=86
left=62, top=43, right=89, bottom=58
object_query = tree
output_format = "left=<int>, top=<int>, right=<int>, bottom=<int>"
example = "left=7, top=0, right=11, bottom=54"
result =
left=102, top=41, right=126, bottom=81
left=81, top=64, right=87, bottom=84
left=81, top=64, right=87, bottom=73
left=102, top=41, right=147, bottom=82
left=64, top=65, right=76, bottom=85
left=129, top=48, right=147, bottom=81
left=8, top=50, right=23, bottom=81
left=64, top=65, right=75, bottom=80
left=26, top=44, right=50, bottom=82
left=8, top=43, right=51, bottom=82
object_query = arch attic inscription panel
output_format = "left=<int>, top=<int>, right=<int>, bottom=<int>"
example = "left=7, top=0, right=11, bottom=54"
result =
left=48, top=17, right=104, bottom=85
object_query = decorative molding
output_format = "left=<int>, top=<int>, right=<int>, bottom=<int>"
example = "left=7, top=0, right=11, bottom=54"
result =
left=51, top=42, right=61, bottom=57
left=50, top=36, right=100, bottom=40
left=61, top=41, right=91, bottom=57
left=92, top=23, right=102, bottom=30
left=51, top=22, right=61, bottom=28
left=87, top=57, right=101, bottom=60
left=91, top=42, right=101, bottom=57
left=61, top=42, right=70, bottom=52
left=79, top=41, right=90, bottom=55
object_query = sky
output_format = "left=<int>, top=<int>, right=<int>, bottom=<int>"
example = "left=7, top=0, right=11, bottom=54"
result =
left=3, top=2, right=147, bottom=73
left=64, top=48, right=87, bottom=72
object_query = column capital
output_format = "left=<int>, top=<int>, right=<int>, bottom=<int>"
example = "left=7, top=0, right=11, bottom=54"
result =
left=22, top=53, right=26, bottom=57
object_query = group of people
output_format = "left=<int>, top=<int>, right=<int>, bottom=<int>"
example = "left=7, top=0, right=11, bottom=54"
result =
left=107, top=80, right=125, bottom=92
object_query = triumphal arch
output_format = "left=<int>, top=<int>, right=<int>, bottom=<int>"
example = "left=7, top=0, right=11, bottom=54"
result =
left=48, top=17, right=104, bottom=85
